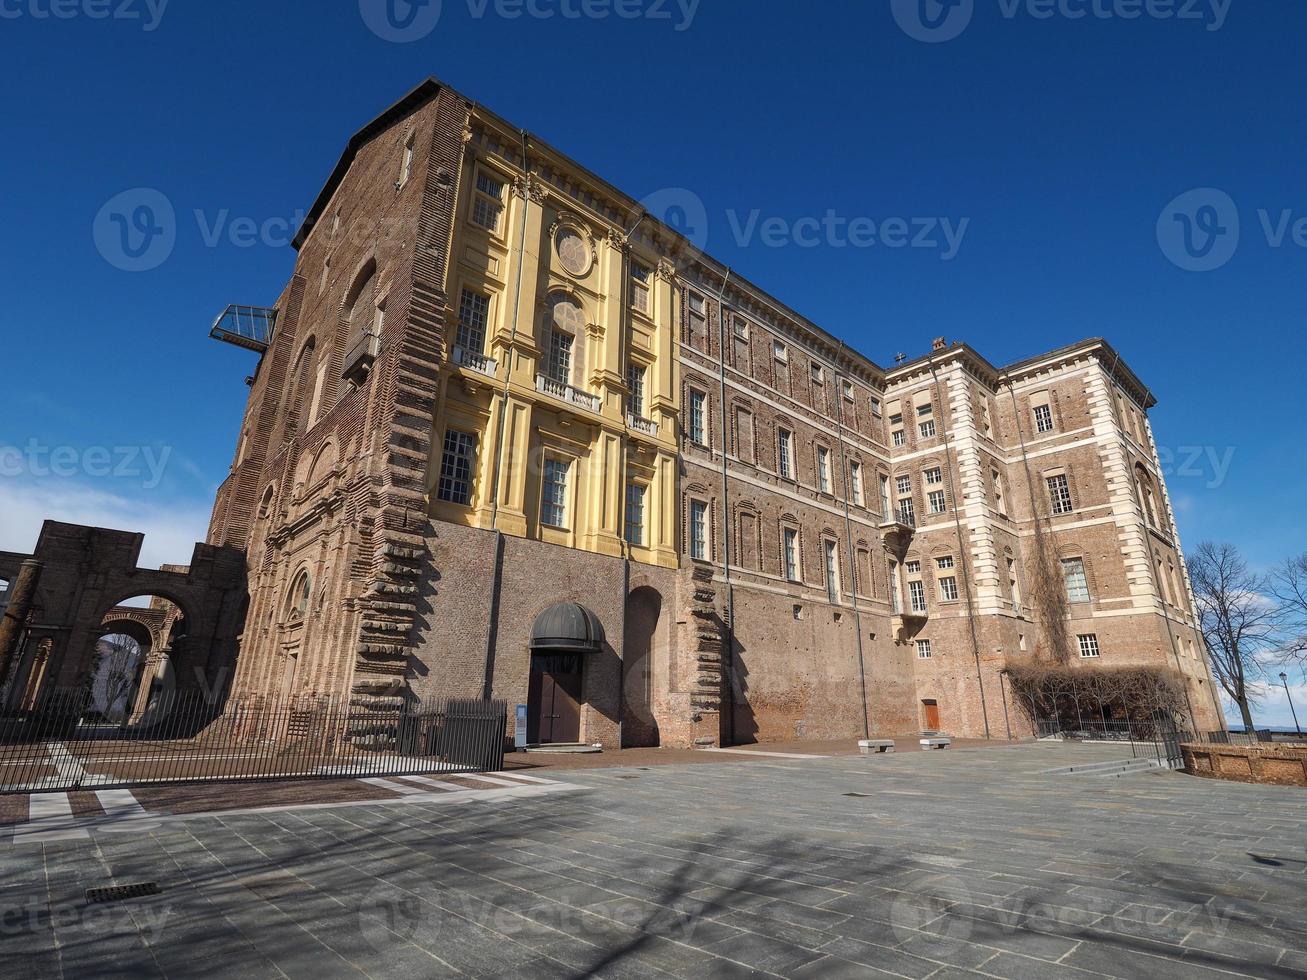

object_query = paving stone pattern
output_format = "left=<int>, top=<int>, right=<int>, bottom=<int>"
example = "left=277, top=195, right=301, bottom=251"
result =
left=1, top=742, right=1304, bottom=978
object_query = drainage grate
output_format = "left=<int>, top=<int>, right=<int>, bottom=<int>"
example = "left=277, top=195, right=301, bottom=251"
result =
left=86, top=882, right=161, bottom=904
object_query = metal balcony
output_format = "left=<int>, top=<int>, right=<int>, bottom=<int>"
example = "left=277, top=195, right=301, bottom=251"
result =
left=452, top=345, right=497, bottom=377
left=878, top=507, right=916, bottom=554
left=209, top=304, right=276, bottom=353
left=536, top=374, right=601, bottom=413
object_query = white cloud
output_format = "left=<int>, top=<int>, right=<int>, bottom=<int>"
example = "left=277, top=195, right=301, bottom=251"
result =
left=0, top=478, right=212, bottom=571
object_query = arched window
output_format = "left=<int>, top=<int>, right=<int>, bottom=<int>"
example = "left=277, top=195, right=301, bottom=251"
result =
left=544, top=293, right=585, bottom=386
left=1135, top=464, right=1159, bottom=527
left=284, top=569, right=312, bottom=623
left=341, top=262, right=381, bottom=390
left=290, top=337, right=317, bottom=433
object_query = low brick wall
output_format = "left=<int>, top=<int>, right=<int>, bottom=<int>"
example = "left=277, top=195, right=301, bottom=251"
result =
left=1182, top=743, right=1307, bottom=787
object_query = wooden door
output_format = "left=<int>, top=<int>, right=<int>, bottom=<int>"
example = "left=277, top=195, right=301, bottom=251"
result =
left=922, top=699, right=940, bottom=732
left=528, top=653, right=583, bottom=744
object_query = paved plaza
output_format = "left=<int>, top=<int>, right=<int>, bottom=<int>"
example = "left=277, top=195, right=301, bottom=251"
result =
left=1, top=741, right=1305, bottom=978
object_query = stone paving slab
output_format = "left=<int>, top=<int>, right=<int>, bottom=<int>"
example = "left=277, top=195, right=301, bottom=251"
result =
left=0, top=741, right=1304, bottom=978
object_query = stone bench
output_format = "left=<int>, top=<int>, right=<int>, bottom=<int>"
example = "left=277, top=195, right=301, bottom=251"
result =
left=920, top=737, right=951, bottom=750
left=858, top=739, right=896, bottom=754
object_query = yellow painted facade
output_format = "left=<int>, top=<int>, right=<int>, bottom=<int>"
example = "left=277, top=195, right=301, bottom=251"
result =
left=427, top=113, right=680, bottom=569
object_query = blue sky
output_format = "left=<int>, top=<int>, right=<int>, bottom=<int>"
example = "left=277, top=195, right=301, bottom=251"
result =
left=1, top=1, right=1303, bottom=724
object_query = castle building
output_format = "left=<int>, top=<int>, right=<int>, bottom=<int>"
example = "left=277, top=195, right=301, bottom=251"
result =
left=205, top=78, right=1222, bottom=748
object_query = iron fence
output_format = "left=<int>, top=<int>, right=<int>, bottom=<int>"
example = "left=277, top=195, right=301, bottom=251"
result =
left=0, top=688, right=507, bottom=794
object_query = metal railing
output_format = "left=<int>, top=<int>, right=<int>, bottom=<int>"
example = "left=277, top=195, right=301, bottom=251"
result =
left=0, top=689, right=506, bottom=794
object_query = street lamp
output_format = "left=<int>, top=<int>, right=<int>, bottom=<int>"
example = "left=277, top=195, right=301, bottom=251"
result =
left=1280, top=672, right=1302, bottom=737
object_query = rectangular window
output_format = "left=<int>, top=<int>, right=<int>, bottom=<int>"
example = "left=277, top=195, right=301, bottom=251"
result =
left=906, top=560, right=921, bottom=575
left=687, top=291, right=707, bottom=348
left=626, top=363, right=646, bottom=418
left=1047, top=474, right=1073, bottom=515
left=624, top=483, right=646, bottom=547
left=992, top=470, right=1006, bottom=516
left=896, top=475, right=912, bottom=496
left=541, top=458, right=570, bottom=528
left=733, top=316, right=749, bottom=339
left=916, top=639, right=932, bottom=659
left=889, top=560, right=901, bottom=613
left=436, top=429, right=477, bottom=505
left=917, top=403, right=933, bottom=417
left=850, top=462, right=865, bottom=507
left=810, top=363, right=823, bottom=384
left=471, top=172, right=504, bottom=233
left=1077, top=634, right=1101, bottom=658
left=870, top=397, right=882, bottom=418
left=939, top=576, right=959, bottom=601
left=690, top=500, right=708, bottom=560
left=892, top=429, right=906, bottom=447
left=898, top=496, right=916, bottom=525
left=919, top=419, right=937, bottom=439
left=547, top=330, right=573, bottom=384
left=1008, top=557, right=1021, bottom=606
left=773, top=341, right=788, bottom=363
left=824, top=539, right=839, bottom=602
left=688, top=390, right=707, bottom=445
left=783, top=527, right=800, bottom=582
left=925, top=467, right=943, bottom=485
left=457, top=288, right=490, bottom=353
left=1034, top=403, right=1054, bottom=434
left=778, top=429, right=794, bottom=479
left=631, top=262, right=651, bottom=313
left=841, top=379, right=854, bottom=402
left=400, top=133, right=415, bottom=186
left=928, top=489, right=947, bottom=514
left=936, top=556, right=954, bottom=571
left=1062, top=557, right=1091, bottom=603
left=817, top=447, right=831, bottom=493
left=909, top=580, right=927, bottom=613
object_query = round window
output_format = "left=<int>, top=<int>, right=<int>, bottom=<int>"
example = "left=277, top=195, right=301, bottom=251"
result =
left=555, top=228, right=591, bottom=277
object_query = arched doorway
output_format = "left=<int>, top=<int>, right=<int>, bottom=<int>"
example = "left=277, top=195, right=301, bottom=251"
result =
left=527, top=603, right=604, bottom=745
left=623, top=587, right=662, bottom=747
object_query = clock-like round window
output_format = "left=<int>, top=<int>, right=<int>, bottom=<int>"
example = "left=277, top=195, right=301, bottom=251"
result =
left=555, top=228, right=591, bottom=277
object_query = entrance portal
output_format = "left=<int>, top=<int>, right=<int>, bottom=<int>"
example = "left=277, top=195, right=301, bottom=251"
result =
left=528, top=653, right=583, bottom=744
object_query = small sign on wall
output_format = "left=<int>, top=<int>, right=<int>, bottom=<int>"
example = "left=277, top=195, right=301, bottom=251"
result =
left=515, top=704, right=528, bottom=749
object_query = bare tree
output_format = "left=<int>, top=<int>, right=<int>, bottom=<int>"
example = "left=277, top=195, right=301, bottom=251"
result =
left=1189, top=542, right=1279, bottom=732
left=1271, top=552, right=1307, bottom=658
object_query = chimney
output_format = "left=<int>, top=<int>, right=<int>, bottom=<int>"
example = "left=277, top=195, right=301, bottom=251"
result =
left=932, top=336, right=947, bottom=352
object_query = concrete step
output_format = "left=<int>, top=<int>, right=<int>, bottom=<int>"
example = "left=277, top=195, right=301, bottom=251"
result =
left=1043, top=758, right=1164, bottom=777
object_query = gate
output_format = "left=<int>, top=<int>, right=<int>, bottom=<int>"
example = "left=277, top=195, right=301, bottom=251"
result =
left=0, top=689, right=507, bottom=794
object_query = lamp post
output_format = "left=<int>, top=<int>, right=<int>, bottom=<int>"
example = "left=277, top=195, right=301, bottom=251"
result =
left=1280, top=672, right=1302, bottom=737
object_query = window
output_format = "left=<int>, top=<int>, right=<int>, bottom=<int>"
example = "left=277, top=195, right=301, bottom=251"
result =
left=842, top=379, right=854, bottom=402
left=778, top=429, right=794, bottom=479
left=870, top=397, right=882, bottom=418
left=1034, top=403, right=1054, bottom=434
left=899, top=496, right=916, bottom=525
left=400, top=133, right=415, bottom=187
left=889, top=560, right=901, bottom=613
left=919, top=419, right=937, bottom=439
left=1062, top=557, right=1090, bottom=603
left=626, top=363, right=646, bottom=418
left=286, top=570, right=312, bottom=623
left=547, top=329, right=574, bottom=384
left=992, top=469, right=1006, bottom=516
left=916, top=639, right=932, bottom=659
left=939, top=576, right=959, bottom=601
left=436, top=429, right=478, bottom=505
left=917, top=403, right=933, bottom=417
left=1007, top=557, right=1022, bottom=606
left=824, top=539, right=839, bottom=603
left=905, top=560, right=921, bottom=574
left=1077, top=634, right=1101, bottom=659
left=896, top=475, right=912, bottom=496
left=457, top=288, right=490, bottom=353
left=733, top=316, right=749, bottom=339
left=690, top=500, right=708, bottom=560
left=688, top=390, right=707, bottom=445
left=936, top=556, right=954, bottom=570
left=817, top=447, right=831, bottom=493
left=928, top=490, right=947, bottom=514
left=1047, top=474, right=1073, bottom=515
left=783, top=528, right=800, bottom=581
left=471, top=171, right=504, bottom=232
left=880, top=475, right=891, bottom=517
left=850, top=462, right=865, bottom=507
left=687, top=291, right=707, bottom=348
left=810, top=363, right=823, bottom=384
left=773, top=341, right=788, bottom=363
left=909, top=581, right=927, bottom=613
left=892, top=429, right=906, bottom=447
left=630, top=262, right=651, bottom=313
left=624, top=483, right=646, bottom=547
left=541, top=458, right=570, bottom=528
left=924, top=467, right=943, bottom=485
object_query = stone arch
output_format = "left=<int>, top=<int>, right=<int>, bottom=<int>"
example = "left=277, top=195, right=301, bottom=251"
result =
left=622, top=585, right=663, bottom=747
left=306, top=440, right=338, bottom=490
left=288, top=335, right=318, bottom=433
left=342, top=257, right=379, bottom=350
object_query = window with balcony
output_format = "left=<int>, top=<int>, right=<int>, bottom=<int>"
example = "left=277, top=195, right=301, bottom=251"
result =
left=1062, top=557, right=1090, bottom=603
left=626, top=363, right=646, bottom=418
left=547, top=330, right=574, bottom=385
left=436, top=429, right=477, bottom=506
left=909, top=580, right=927, bottom=613
left=541, top=458, right=570, bottom=528
left=457, top=288, right=490, bottom=353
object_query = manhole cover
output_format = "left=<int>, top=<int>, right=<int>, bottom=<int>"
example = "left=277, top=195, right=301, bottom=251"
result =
left=86, top=882, right=160, bottom=904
